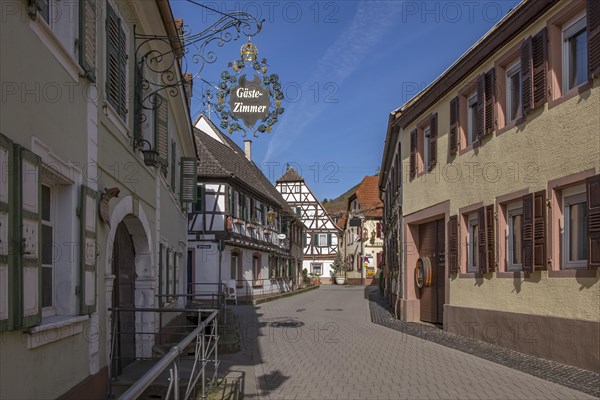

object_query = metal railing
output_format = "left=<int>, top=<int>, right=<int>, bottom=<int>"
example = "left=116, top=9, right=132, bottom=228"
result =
left=117, top=309, right=219, bottom=400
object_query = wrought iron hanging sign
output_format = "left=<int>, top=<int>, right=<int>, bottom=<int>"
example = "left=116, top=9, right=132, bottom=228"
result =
left=215, top=39, right=284, bottom=136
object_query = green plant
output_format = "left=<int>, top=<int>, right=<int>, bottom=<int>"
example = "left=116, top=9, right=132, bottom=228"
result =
left=330, top=253, right=344, bottom=277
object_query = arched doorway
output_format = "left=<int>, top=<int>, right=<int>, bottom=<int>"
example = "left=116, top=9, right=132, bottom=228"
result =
left=112, top=221, right=136, bottom=375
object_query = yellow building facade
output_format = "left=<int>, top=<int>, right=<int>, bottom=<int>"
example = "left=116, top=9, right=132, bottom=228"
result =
left=380, top=0, right=599, bottom=372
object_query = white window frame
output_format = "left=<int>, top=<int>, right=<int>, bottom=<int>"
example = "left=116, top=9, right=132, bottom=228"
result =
left=41, top=183, right=56, bottom=318
left=423, top=125, right=431, bottom=171
left=467, top=213, right=479, bottom=273
left=562, top=185, right=587, bottom=269
left=562, top=12, right=588, bottom=92
left=318, top=233, right=328, bottom=247
left=467, top=90, right=478, bottom=145
left=506, top=60, right=521, bottom=123
left=506, top=202, right=523, bottom=271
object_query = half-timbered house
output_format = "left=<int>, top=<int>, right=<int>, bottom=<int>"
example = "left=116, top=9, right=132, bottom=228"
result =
left=188, top=115, right=304, bottom=300
left=276, top=168, right=341, bottom=284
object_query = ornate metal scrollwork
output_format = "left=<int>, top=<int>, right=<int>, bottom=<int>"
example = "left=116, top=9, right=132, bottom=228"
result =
left=132, top=9, right=263, bottom=149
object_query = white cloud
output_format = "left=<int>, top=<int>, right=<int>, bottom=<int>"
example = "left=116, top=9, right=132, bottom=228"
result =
left=263, top=1, right=402, bottom=162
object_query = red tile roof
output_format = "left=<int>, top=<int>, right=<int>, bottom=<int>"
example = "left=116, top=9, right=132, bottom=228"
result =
left=351, top=176, right=383, bottom=218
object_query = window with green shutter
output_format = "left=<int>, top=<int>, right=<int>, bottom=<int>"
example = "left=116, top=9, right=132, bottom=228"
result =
left=180, top=157, right=197, bottom=204
left=193, top=185, right=204, bottom=213
left=106, top=2, right=128, bottom=119
left=19, top=147, right=43, bottom=329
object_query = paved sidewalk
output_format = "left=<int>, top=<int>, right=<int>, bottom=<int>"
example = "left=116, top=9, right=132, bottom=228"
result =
left=369, top=289, right=600, bottom=398
left=219, top=285, right=596, bottom=399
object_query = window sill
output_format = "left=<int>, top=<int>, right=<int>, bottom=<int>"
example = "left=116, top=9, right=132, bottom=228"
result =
left=458, top=272, right=484, bottom=278
left=496, top=271, right=530, bottom=278
left=29, top=17, right=84, bottom=82
left=252, top=284, right=264, bottom=288
left=26, top=315, right=89, bottom=349
left=458, top=142, right=477, bottom=156
left=103, top=101, right=129, bottom=139
left=548, top=80, right=593, bottom=110
left=496, top=119, right=519, bottom=137
left=548, top=269, right=598, bottom=278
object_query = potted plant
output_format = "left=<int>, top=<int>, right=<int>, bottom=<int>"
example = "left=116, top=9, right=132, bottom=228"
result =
left=331, top=253, right=346, bottom=285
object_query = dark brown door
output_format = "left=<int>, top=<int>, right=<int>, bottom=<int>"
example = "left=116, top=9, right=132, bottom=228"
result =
left=112, top=222, right=136, bottom=375
left=418, top=219, right=445, bottom=324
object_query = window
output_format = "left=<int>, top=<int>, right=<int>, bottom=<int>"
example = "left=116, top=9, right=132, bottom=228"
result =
left=423, top=126, right=431, bottom=171
left=41, top=184, right=54, bottom=315
left=563, top=14, right=587, bottom=92
left=252, top=255, right=261, bottom=284
left=231, top=253, right=238, bottom=280
left=233, top=191, right=240, bottom=218
left=506, top=202, right=523, bottom=271
left=311, top=263, right=322, bottom=275
left=467, top=213, right=479, bottom=272
left=106, top=2, right=128, bottom=119
left=506, top=61, right=521, bottom=123
left=318, top=234, right=328, bottom=247
left=467, top=91, right=478, bottom=146
left=563, top=187, right=587, bottom=269
left=193, top=185, right=204, bottom=213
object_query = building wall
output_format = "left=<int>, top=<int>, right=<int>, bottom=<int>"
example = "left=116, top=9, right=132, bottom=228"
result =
left=399, top=0, right=600, bottom=321
left=392, top=0, right=600, bottom=371
left=0, top=1, right=195, bottom=397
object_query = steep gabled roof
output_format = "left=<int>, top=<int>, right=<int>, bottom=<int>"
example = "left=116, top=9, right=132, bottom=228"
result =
left=348, top=176, right=383, bottom=218
left=193, top=115, right=295, bottom=216
left=276, top=167, right=304, bottom=183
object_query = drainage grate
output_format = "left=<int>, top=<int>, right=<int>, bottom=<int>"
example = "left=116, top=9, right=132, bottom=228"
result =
left=325, top=308, right=343, bottom=311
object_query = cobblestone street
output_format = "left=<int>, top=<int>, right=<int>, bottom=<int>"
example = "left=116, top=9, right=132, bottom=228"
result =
left=218, top=286, right=597, bottom=400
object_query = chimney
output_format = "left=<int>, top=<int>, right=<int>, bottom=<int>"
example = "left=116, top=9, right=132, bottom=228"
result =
left=244, top=140, right=252, bottom=161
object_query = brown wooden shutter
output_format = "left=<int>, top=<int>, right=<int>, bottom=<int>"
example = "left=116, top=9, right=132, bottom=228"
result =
left=449, top=97, right=459, bottom=155
left=484, top=68, right=495, bottom=136
left=476, top=75, right=485, bottom=142
left=409, top=129, right=417, bottom=179
left=587, top=174, right=600, bottom=268
left=521, top=36, right=533, bottom=116
left=533, top=190, right=546, bottom=270
left=587, top=0, right=600, bottom=77
left=532, top=28, right=548, bottom=109
left=429, top=113, right=438, bottom=170
left=521, top=193, right=534, bottom=272
left=486, top=205, right=495, bottom=272
left=477, top=206, right=487, bottom=273
left=448, top=215, right=458, bottom=274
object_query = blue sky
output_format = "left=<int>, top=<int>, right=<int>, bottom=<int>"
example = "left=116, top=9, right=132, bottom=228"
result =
left=171, top=0, right=521, bottom=201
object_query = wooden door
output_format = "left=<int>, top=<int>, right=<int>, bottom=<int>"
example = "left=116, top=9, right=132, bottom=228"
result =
left=419, top=221, right=438, bottom=323
left=112, top=222, right=136, bottom=375
left=418, top=219, right=445, bottom=324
